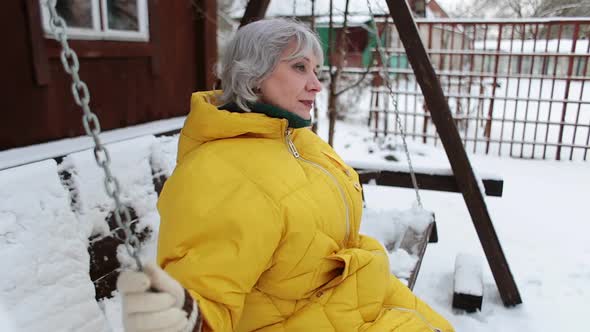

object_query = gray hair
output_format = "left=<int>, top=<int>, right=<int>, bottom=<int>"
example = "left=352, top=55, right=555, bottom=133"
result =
left=216, top=18, right=324, bottom=112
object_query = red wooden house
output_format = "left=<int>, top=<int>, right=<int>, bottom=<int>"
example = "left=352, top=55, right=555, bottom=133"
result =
left=3, top=0, right=218, bottom=151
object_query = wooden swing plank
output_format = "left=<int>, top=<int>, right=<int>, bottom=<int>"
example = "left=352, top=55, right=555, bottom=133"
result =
left=356, top=168, right=503, bottom=197
left=403, top=222, right=435, bottom=290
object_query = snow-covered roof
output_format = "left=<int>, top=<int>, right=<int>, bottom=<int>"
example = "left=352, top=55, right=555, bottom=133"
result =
left=229, top=0, right=449, bottom=27
left=230, top=0, right=392, bottom=18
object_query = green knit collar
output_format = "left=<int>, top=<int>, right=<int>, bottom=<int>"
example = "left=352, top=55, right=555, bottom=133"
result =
left=219, top=102, right=311, bottom=129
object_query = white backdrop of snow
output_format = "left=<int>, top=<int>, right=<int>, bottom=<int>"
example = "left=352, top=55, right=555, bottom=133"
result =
left=0, top=160, right=109, bottom=332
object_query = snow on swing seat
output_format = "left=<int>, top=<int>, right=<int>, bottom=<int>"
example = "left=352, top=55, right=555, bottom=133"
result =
left=58, top=135, right=161, bottom=300
left=0, top=160, right=109, bottom=332
left=360, top=206, right=434, bottom=289
left=58, top=135, right=160, bottom=239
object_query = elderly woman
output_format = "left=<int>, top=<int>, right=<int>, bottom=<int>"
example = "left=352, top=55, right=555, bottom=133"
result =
left=117, top=18, right=454, bottom=332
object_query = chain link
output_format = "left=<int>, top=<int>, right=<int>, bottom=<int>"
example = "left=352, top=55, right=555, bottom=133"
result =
left=366, top=0, right=423, bottom=207
left=60, top=48, right=79, bottom=75
left=83, top=111, right=100, bottom=134
left=93, top=146, right=111, bottom=167
left=45, top=0, right=144, bottom=270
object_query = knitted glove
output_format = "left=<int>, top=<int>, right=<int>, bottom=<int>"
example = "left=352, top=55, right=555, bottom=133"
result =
left=117, top=262, right=201, bottom=332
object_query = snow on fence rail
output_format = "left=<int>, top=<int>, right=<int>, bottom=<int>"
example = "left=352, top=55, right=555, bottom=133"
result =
left=368, top=18, right=590, bottom=161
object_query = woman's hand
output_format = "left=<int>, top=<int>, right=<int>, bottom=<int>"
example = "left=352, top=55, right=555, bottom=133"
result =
left=117, top=262, right=201, bottom=332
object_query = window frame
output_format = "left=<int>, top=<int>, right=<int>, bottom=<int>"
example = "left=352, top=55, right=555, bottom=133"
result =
left=100, top=0, right=150, bottom=41
left=40, top=0, right=150, bottom=42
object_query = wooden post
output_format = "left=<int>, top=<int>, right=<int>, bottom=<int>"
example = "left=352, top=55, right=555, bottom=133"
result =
left=24, top=0, right=50, bottom=86
left=556, top=22, right=580, bottom=161
left=194, top=0, right=218, bottom=90
left=484, top=24, right=504, bottom=153
left=147, top=0, right=161, bottom=77
left=384, top=0, right=522, bottom=306
left=240, top=0, right=271, bottom=27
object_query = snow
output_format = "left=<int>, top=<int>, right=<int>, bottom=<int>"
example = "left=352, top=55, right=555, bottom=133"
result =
left=150, top=135, right=181, bottom=179
left=319, top=87, right=590, bottom=329
left=360, top=205, right=434, bottom=283
left=58, top=136, right=159, bottom=239
left=1, top=88, right=589, bottom=331
left=0, top=160, right=109, bottom=332
left=0, top=116, right=184, bottom=171
left=361, top=156, right=589, bottom=330
left=0, top=303, right=16, bottom=332
left=360, top=204, right=437, bottom=283
left=454, top=253, right=484, bottom=296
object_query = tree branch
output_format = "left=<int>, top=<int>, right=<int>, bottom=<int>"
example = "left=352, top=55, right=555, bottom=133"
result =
left=335, top=61, right=373, bottom=96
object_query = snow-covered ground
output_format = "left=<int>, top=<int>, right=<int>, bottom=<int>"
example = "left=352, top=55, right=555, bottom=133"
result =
left=320, top=118, right=589, bottom=331
left=1, top=93, right=589, bottom=331
left=364, top=154, right=589, bottom=331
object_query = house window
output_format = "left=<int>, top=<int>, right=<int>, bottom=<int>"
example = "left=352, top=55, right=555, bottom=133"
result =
left=40, top=0, right=149, bottom=42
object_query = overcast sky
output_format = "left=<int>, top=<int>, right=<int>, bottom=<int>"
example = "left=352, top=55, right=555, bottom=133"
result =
left=434, top=0, right=471, bottom=15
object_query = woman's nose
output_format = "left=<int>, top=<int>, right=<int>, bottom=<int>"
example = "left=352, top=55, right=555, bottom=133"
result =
left=307, top=73, right=322, bottom=92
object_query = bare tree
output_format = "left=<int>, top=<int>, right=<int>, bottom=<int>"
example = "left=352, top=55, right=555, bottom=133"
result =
left=327, top=0, right=351, bottom=146
left=447, top=0, right=590, bottom=18
left=537, top=0, right=590, bottom=17
left=325, top=0, right=375, bottom=146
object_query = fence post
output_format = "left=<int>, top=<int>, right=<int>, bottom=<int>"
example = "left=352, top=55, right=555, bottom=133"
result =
left=422, top=104, right=429, bottom=143
left=556, top=23, right=580, bottom=160
left=484, top=23, right=503, bottom=153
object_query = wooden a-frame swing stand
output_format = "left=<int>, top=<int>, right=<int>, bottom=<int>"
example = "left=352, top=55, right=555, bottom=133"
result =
left=240, top=0, right=522, bottom=307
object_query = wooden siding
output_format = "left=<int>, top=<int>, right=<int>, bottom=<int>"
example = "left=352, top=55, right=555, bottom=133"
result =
left=2, top=0, right=217, bottom=150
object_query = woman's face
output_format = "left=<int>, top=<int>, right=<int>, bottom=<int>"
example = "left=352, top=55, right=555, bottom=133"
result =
left=258, top=41, right=322, bottom=120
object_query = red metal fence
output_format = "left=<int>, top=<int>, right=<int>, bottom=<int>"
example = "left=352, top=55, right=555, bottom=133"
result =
left=369, top=18, right=590, bottom=161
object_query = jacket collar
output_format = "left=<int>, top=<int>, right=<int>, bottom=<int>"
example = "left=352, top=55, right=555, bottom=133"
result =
left=177, top=91, right=293, bottom=164
left=219, top=102, right=312, bottom=129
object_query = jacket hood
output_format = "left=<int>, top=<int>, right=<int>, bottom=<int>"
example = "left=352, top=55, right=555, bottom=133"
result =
left=177, top=91, right=288, bottom=164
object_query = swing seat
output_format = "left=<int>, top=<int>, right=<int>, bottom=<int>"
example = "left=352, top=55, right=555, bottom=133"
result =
left=361, top=206, right=435, bottom=290
left=354, top=164, right=504, bottom=291
left=58, top=136, right=164, bottom=300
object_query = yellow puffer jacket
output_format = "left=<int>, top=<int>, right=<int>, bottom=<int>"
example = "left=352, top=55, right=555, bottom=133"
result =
left=157, top=91, right=454, bottom=332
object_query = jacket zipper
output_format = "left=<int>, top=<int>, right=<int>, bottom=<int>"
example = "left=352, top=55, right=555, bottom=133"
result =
left=285, top=128, right=351, bottom=247
left=383, top=306, right=442, bottom=332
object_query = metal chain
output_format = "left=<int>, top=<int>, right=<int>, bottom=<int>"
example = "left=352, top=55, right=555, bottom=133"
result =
left=45, top=0, right=144, bottom=270
left=366, top=0, right=423, bottom=207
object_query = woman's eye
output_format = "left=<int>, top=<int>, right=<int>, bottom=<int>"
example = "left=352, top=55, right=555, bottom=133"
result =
left=294, top=63, right=306, bottom=72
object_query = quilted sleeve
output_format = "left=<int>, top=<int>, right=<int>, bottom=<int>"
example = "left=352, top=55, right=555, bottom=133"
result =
left=156, top=153, right=283, bottom=332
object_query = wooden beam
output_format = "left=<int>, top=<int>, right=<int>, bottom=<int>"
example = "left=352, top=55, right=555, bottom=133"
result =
left=24, top=0, right=50, bottom=86
left=239, top=0, right=271, bottom=27
left=147, top=0, right=161, bottom=77
left=356, top=169, right=503, bottom=197
left=193, top=0, right=218, bottom=90
left=45, top=40, right=154, bottom=58
left=384, top=0, right=522, bottom=306
left=202, top=0, right=218, bottom=89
